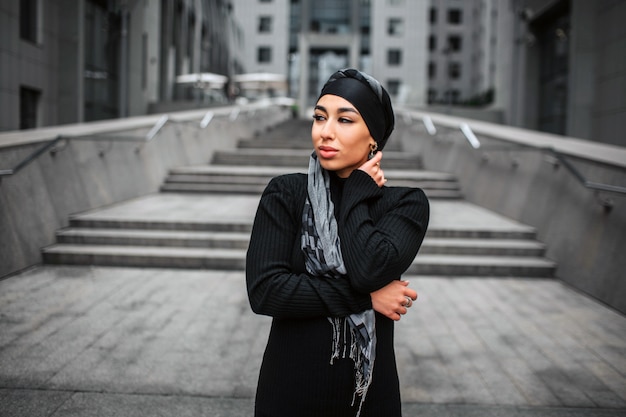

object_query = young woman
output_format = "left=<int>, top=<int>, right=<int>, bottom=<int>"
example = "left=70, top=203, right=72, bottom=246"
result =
left=246, top=69, right=430, bottom=417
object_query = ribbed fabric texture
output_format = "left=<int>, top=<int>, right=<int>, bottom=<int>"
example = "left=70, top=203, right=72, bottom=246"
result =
left=246, top=170, right=429, bottom=417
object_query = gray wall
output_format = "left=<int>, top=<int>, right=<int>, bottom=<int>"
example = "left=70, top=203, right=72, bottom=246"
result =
left=0, top=104, right=291, bottom=278
left=397, top=109, right=626, bottom=314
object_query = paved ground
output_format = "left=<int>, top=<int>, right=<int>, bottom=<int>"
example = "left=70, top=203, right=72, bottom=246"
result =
left=1, top=264, right=624, bottom=416
left=1, top=193, right=625, bottom=416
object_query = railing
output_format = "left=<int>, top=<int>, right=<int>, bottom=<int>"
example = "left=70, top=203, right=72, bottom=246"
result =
left=0, top=106, right=249, bottom=180
left=401, top=111, right=626, bottom=211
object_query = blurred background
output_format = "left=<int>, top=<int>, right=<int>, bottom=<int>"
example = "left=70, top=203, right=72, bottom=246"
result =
left=2, top=0, right=624, bottom=147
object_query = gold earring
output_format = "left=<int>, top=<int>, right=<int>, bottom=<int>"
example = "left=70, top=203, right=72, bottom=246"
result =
left=369, top=142, right=378, bottom=158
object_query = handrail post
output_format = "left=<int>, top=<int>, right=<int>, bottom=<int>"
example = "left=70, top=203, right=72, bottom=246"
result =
left=422, top=116, right=437, bottom=135
left=460, top=123, right=481, bottom=149
left=200, top=111, right=214, bottom=128
left=145, top=115, right=169, bottom=141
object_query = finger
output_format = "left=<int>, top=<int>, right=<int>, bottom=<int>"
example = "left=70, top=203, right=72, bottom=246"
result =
left=405, top=289, right=418, bottom=300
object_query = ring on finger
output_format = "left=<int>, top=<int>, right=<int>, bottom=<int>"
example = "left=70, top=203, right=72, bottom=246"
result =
left=404, top=296, right=413, bottom=308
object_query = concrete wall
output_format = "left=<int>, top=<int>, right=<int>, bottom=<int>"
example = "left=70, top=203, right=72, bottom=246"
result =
left=396, top=109, right=626, bottom=314
left=0, top=103, right=291, bottom=279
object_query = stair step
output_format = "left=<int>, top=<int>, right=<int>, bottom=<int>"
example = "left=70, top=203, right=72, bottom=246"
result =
left=161, top=166, right=463, bottom=197
left=68, top=217, right=252, bottom=233
left=56, top=228, right=250, bottom=249
left=420, top=238, right=546, bottom=256
left=42, top=244, right=555, bottom=277
left=160, top=182, right=463, bottom=199
left=212, top=149, right=423, bottom=169
left=56, top=228, right=544, bottom=257
left=408, top=255, right=556, bottom=277
left=425, top=226, right=536, bottom=239
left=42, top=245, right=247, bottom=269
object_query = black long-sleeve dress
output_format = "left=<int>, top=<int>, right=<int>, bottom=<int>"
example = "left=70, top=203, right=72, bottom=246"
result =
left=246, top=169, right=429, bottom=417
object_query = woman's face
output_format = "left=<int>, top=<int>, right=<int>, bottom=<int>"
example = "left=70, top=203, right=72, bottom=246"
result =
left=311, top=94, right=375, bottom=178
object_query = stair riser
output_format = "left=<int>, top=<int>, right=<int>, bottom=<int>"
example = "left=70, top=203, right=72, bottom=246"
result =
left=419, top=247, right=545, bottom=256
left=164, top=176, right=460, bottom=191
left=425, top=229, right=536, bottom=239
left=68, top=219, right=252, bottom=233
left=212, top=155, right=422, bottom=169
left=160, top=184, right=269, bottom=194
left=160, top=184, right=463, bottom=199
left=56, top=235, right=249, bottom=249
left=43, top=253, right=246, bottom=270
left=406, top=263, right=555, bottom=277
left=165, top=175, right=459, bottom=187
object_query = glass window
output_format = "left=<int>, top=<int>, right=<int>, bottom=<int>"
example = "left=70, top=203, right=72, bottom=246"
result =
left=430, top=7, right=437, bottom=24
left=20, top=0, right=39, bottom=43
left=258, top=46, right=272, bottom=63
left=387, top=79, right=401, bottom=96
left=259, top=16, right=272, bottom=33
left=448, top=35, right=462, bottom=51
left=387, top=49, right=402, bottom=66
left=448, top=9, right=462, bottom=24
left=428, top=62, right=436, bottom=79
left=20, top=86, right=40, bottom=129
left=428, top=88, right=437, bottom=104
left=429, top=35, right=436, bottom=51
left=388, top=18, right=403, bottom=36
left=448, top=62, right=461, bottom=79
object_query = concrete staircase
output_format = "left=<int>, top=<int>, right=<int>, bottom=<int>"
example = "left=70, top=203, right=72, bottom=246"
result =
left=160, top=119, right=462, bottom=199
left=42, top=119, right=556, bottom=277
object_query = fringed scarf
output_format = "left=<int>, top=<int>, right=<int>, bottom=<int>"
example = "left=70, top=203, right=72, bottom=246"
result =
left=301, top=152, right=376, bottom=417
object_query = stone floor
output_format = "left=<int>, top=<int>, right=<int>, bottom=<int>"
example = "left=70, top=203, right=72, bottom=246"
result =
left=1, top=264, right=624, bottom=416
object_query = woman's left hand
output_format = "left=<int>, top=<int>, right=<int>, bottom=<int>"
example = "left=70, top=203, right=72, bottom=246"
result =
left=370, top=280, right=418, bottom=321
left=359, top=152, right=386, bottom=187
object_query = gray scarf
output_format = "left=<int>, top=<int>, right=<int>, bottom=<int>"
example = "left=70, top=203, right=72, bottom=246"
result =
left=301, top=152, right=376, bottom=416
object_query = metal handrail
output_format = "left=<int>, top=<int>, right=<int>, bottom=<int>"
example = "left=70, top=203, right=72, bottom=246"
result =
left=0, top=110, right=222, bottom=179
left=413, top=113, right=625, bottom=210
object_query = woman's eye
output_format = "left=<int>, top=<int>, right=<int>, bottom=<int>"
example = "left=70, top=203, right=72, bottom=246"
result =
left=312, top=114, right=325, bottom=121
left=338, top=117, right=353, bottom=124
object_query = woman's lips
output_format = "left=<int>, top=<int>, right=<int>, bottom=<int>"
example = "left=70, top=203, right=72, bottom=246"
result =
left=318, top=146, right=339, bottom=159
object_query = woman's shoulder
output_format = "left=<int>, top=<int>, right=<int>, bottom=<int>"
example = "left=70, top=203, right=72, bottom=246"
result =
left=384, top=185, right=429, bottom=203
left=263, top=173, right=307, bottom=197
left=267, top=172, right=307, bottom=187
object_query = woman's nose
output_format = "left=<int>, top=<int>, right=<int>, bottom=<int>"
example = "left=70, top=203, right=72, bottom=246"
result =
left=320, top=121, right=335, bottom=139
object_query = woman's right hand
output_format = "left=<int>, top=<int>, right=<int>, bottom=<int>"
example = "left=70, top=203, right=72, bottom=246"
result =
left=370, top=280, right=418, bottom=321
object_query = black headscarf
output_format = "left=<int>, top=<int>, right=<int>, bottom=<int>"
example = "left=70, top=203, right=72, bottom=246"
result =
left=318, top=68, right=395, bottom=151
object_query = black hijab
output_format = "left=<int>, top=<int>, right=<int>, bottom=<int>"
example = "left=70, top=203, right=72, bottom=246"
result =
left=318, top=68, right=395, bottom=151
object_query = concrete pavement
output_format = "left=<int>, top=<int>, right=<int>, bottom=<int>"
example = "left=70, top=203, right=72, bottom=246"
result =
left=2, top=187, right=626, bottom=417
left=1, top=261, right=625, bottom=416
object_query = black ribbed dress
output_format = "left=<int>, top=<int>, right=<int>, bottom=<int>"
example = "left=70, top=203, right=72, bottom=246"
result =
left=246, top=169, right=429, bottom=417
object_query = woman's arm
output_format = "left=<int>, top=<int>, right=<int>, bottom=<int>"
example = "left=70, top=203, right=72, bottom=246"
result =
left=338, top=170, right=430, bottom=293
left=246, top=175, right=372, bottom=319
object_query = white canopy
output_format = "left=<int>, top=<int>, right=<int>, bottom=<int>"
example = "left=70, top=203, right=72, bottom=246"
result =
left=176, top=72, right=228, bottom=89
left=231, top=72, right=287, bottom=90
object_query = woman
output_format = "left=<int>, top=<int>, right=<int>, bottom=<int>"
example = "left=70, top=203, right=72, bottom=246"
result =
left=246, top=69, right=429, bottom=417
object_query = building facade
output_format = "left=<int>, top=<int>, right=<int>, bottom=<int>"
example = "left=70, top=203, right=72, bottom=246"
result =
left=500, top=0, right=626, bottom=146
left=232, top=0, right=429, bottom=113
left=3, top=0, right=624, bottom=146
left=0, top=0, right=242, bottom=131
left=427, top=0, right=498, bottom=106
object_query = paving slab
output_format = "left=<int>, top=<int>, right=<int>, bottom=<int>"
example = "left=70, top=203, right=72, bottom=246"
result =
left=0, top=265, right=624, bottom=416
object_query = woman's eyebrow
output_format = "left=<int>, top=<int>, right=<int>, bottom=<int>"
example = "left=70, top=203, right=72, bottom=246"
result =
left=337, top=107, right=359, bottom=114
left=314, top=105, right=359, bottom=115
